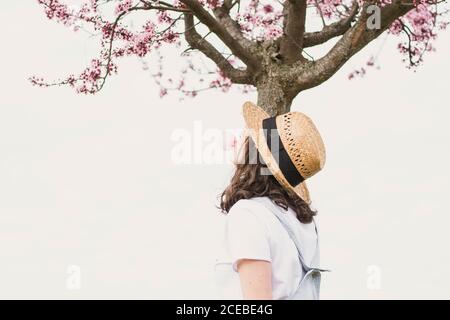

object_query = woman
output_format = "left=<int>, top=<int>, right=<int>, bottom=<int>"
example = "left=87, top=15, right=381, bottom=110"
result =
left=215, top=101, right=327, bottom=300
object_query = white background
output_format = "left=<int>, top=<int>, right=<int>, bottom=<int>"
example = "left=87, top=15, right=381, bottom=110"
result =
left=1, top=2, right=449, bottom=299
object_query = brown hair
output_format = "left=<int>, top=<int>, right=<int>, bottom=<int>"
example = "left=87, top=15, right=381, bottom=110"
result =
left=219, top=137, right=316, bottom=224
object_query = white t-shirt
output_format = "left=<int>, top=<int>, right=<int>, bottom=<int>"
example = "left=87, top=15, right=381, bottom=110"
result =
left=215, top=196, right=319, bottom=300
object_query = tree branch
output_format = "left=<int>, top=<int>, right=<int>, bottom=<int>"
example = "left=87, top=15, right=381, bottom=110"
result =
left=179, top=0, right=259, bottom=70
left=303, top=2, right=359, bottom=48
left=139, top=0, right=191, bottom=12
left=279, top=0, right=308, bottom=64
left=183, top=13, right=253, bottom=85
left=212, top=4, right=256, bottom=53
left=221, top=0, right=234, bottom=12
left=296, top=0, right=415, bottom=90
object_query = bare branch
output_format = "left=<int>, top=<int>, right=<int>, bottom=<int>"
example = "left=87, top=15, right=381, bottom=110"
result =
left=303, top=2, right=359, bottom=47
left=139, top=0, right=190, bottom=12
left=212, top=4, right=256, bottom=53
left=279, top=0, right=308, bottom=64
left=183, top=13, right=253, bottom=85
left=180, top=0, right=259, bottom=70
left=222, top=0, right=234, bottom=11
left=313, top=0, right=327, bottom=27
left=296, top=0, right=415, bottom=91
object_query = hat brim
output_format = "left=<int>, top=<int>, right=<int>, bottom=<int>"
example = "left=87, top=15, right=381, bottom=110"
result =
left=242, top=101, right=311, bottom=204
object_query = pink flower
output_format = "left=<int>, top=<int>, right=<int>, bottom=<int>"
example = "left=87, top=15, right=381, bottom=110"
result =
left=32, top=0, right=449, bottom=96
left=114, top=0, right=132, bottom=15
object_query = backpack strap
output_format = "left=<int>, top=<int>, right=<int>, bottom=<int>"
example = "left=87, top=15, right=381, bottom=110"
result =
left=270, top=207, right=314, bottom=273
left=251, top=197, right=328, bottom=273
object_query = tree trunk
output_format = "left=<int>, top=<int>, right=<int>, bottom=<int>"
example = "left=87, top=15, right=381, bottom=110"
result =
left=256, top=78, right=293, bottom=116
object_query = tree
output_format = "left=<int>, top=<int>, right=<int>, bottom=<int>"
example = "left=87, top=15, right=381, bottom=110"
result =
left=31, top=0, right=449, bottom=115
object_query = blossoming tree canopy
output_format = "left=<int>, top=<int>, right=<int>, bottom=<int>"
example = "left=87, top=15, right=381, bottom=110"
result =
left=32, top=0, right=449, bottom=114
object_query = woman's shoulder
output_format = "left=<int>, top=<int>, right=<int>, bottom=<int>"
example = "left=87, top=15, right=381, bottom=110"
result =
left=226, top=197, right=274, bottom=238
left=228, top=197, right=276, bottom=218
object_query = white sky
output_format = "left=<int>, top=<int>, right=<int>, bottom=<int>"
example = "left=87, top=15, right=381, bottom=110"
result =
left=1, top=1, right=450, bottom=299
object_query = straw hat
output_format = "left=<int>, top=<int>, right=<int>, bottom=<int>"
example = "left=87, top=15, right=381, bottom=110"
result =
left=242, top=101, right=326, bottom=204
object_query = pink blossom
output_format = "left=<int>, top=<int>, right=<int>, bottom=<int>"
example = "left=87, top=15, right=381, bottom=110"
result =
left=32, top=0, right=449, bottom=97
left=115, top=0, right=133, bottom=15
